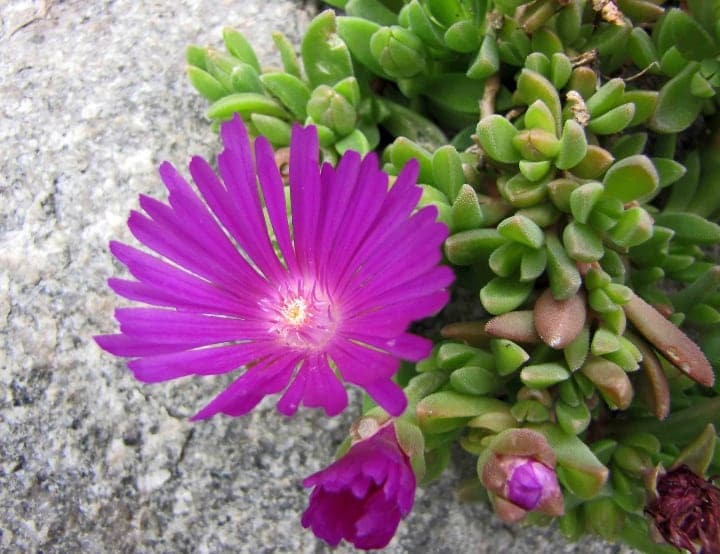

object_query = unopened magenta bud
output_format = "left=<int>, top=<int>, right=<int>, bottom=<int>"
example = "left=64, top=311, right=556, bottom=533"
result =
left=506, top=458, right=560, bottom=510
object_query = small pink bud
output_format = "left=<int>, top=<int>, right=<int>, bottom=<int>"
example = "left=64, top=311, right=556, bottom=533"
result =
left=480, top=429, right=564, bottom=522
left=506, top=458, right=561, bottom=510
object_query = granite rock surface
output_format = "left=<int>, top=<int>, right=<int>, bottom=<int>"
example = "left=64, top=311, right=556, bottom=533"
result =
left=0, top=1, right=633, bottom=552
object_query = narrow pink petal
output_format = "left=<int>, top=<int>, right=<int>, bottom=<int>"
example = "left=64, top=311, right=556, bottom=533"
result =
left=187, top=153, right=285, bottom=285
left=300, top=356, right=348, bottom=416
left=127, top=341, right=279, bottom=383
left=94, top=334, right=191, bottom=357
left=109, top=279, right=205, bottom=312
left=340, top=160, right=422, bottom=272
left=329, top=340, right=399, bottom=385
left=128, top=209, right=265, bottom=295
left=340, top=290, right=450, bottom=337
left=191, top=355, right=298, bottom=420
left=334, top=207, right=445, bottom=299
left=138, top=192, right=268, bottom=294
left=323, top=154, right=388, bottom=289
left=344, top=266, right=455, bottom=317
left=363, top=380, right=407, bottom=417
left=217, top=147, right=287, bottom=283
left=277, top=364, right=308, bottom=416
left=115, top=307, right=269, bottom=344
left=342, top=333, right=432, bottom=362
left=344, top=214, right=449, bottom=292
left=314, top=151, right=362, bottom=277
left=108, top=277, right=259, bottom=318
left=110, top=241, right=264, bottom=316
left=159, top=162, right=252, bottom=269
left=254, top=135, right=298, bottom=273
left=289, top=124, right=321, bottom=275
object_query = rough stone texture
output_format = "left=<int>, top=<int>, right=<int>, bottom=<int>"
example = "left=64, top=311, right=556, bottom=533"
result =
left=0, top=2, right=632, bottom=553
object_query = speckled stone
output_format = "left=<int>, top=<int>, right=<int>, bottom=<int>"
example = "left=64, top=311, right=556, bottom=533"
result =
left=0, top=2, right=633, bottom=553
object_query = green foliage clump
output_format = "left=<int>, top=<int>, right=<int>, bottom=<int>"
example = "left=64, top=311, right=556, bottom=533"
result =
left=187, top=0, right=720, bottom=550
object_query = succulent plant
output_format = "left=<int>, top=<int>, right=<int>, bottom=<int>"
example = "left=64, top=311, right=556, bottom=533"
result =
left=184, top=0, right=720, bottom=550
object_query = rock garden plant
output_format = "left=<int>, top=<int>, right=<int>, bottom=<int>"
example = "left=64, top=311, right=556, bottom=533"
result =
left=98, top=0, right=720, bottom=551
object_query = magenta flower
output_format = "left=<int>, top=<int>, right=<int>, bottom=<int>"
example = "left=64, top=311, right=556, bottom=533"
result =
left=95, top=115, right=452, bottom=419
left=301, top=424, right=415, bottom=549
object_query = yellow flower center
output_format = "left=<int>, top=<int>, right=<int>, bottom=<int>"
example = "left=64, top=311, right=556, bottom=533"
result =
left=282, top=297, right=308, bottom=326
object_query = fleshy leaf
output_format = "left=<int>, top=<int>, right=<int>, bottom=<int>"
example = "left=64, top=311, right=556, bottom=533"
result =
left=602, top=155, right=658, bottom=203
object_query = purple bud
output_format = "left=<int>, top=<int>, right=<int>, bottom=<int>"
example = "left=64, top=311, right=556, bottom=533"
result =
left=507, top=459, right=559, bottom=510
left=301, top=425, right=416, bottom=550
left=480, top=429, right=565, bottom=522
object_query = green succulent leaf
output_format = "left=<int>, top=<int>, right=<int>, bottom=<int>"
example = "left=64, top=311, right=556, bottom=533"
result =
left=586, top=78, right=626, bottom=118
left=556, top=119, right=588, bottom=170
left=337, top=17, right=389, bottom=78
left=665, top=8, right=717, bottom=61
left=622, top=90, right=658, bottom=126
left=206, top=93, right=286, bottom=121
left=260, top=72, right=311, bottom=120
left=301, top=10, right=354, bottom=88
left=532, top=423, right=609, bottom=499
left=563, top=222, right=604, bottom=262
left=345, top=0, right=398, bottom=26
left=444, top=20, right=480, bottom=53
left=400, top=0, right=446, bottom=49
left=307, top=85, right=357, bottom=136
left=653, top=212, right=720, bottom=245
left=370, top=25, right=427, bottom=79
left=602, top=154, right=659, bottom=202
left=516, top=69, right=562, bottom=133
left=650, top=62, right=703, bottom=133
left=271, top=32, right=302, bottom=77
left=587, top=103, right=636, bottom=135
left=477, top=115, right=521, bottom=164
left=187, top=66, right=229, bottom=101
left=497, top=214, right=545, bottom=249
left=480, top=277, right=534, bottom=315
left=467, top=34, right=500, bottom=80
left=444, top=229, right=506, bottom=265
left=545, top=232, right=582, bottom=300
left=570, top=145, right=615, bottom=180
left=250, top=114, right=291, bottom=147
left=521, top=363, right=571, bottom=388
left=222, top=27, right=261, bottom=73
left=417, top=391, right=511, bottom=433
left=491, top=339, right=530, bottom=376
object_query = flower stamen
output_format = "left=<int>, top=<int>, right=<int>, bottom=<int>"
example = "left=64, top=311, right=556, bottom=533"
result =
left=282, top=297, right=308, bottom=326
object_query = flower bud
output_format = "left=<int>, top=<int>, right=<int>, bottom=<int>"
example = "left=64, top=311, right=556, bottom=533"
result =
left=506, top=458, right=559, bottom=510
left=302, top=424, right=416, bottom=549
left=479, top=429, right=564, bottom=522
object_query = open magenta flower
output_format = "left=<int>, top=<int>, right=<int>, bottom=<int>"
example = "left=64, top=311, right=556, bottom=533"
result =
left=95, top=115, right=452, bottom=419
left=301, top=424, right=415, bottom=549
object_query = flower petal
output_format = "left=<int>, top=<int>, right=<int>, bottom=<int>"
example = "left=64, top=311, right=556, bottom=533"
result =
left=254, top=135, right=298, bottom=273
left=127, top=341, right=278, bottom=383
left=289, top=124, right=322, bottom=275
left=191, top=355, right=298, bottom=420
left=363, top=380, right=408, bottom=417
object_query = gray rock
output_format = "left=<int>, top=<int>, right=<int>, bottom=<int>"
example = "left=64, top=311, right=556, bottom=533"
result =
left=0, top=1, right=632, bottom=553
